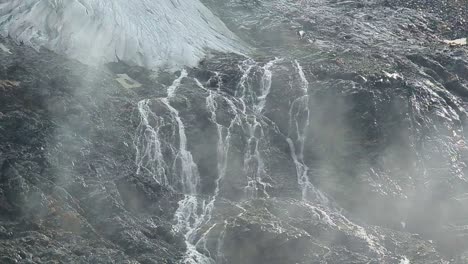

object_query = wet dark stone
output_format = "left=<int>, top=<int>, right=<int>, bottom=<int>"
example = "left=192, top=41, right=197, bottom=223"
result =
left=1, top=0, right=468, bottom=263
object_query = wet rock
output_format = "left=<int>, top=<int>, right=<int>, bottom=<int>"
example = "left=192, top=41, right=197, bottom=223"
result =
left=1, top=0, right=468, bottom=262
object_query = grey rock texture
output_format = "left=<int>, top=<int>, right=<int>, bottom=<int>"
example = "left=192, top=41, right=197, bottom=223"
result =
left=1, top=0, right=468, bottom=263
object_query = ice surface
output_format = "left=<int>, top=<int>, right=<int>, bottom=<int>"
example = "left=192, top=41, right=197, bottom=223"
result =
left=0, top=0, right=242, bottom=69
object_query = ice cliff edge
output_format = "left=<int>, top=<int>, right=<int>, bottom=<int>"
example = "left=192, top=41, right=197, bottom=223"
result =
left=0, top=0, right=242, bottom=69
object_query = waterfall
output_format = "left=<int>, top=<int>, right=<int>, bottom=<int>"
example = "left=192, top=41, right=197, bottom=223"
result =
left=133, top=58, right=335, bottom=262
left=134, top=99, right=171, bottom=187
left=236, top=58, right=281, bottom=199
left=176, top=58, right=281, bottom=261
left=0, top=0, right=243, bottom=69
left=163, top=72, right=212, bottom=264
left=135, top=70, right=214, bottom=264
left=205, top=90, right=231, bottom=200
left=286, top=60, right=328, bottom=203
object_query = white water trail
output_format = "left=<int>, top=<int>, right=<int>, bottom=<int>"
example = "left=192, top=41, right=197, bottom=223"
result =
left=287, top=60, right=328, bottom=203
left=164, top=73, right=213, bottom=264
left=135, top=70, right=214, bottom=263
left=197, top=78, right=239, bottom=202
left=170, top=72, right=252, bottom=264
left=255, top=59, right=279, bottom=114
left=215, top=221, right=228, bottom=263
left=167, top=70, right=189, bottom=98
left=195, top=70, right=282, bottom=260
left=160, top=99, right=200, bottom=195
left=243, top=116, right=270, bottom=198
left=236, top=58, right=281, bottom=199
left=236, top=59, right=256, bottom=111
left=206, top=71, right=223, bottom=93
left=177, top=79, right=243, bottom=263
left=206, top=91, right=224, bottom=197
left=134, top=99, right=170, bottom=187
left=173, top=196, right=214, bottom=264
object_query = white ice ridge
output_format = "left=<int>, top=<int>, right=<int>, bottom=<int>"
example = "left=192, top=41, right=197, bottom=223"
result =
left=0, top=0, right=243, bottom=69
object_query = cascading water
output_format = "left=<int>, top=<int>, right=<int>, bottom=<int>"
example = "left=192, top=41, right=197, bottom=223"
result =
left=135, top=70, right=215, bottom=264
left=134, top=64, right=270, bottom=263
left=163, top=74, right=215, bottom=264
left=286, top=60, right=328, bottom=203
left=236, top=58, right=281, bottom=198
left=134, top=57, right=388, bottom=263
left=177, top=57, right=283, bottom=261
left=205, top=89, right=231, bottom=200
left=196, top=85, right=237, bottom=263
left=134, top=58, right=278, bottom=262
left=134, top=99, right=171, bottom=187
left=1, top=0, right=465, bottom=262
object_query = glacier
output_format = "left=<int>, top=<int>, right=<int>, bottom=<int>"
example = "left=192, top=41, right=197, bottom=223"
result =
left=0, top=0, right=243, bottom=69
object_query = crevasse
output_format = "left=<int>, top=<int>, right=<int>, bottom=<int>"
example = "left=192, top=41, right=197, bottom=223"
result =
left=0, top=0, right=242, bottom=68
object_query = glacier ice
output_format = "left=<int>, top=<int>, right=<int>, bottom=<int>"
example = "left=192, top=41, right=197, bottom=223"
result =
left=0, top=0, right=243, bottom=69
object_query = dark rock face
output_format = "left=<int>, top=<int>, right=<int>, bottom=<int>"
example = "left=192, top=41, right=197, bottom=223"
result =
left=210, top=199, right=444, bottom=264
left=387, top=0, right=467, bottom=39
left=1, top=0, right=468, bottom=263
left=0, top=38, right=184, bottom=263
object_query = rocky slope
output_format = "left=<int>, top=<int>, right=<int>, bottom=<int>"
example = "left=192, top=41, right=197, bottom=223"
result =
left=1, top=0, right=468, bottom=263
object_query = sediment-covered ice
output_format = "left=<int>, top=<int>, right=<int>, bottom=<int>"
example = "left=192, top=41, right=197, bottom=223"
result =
left=0, top=0, right=242, bottom=68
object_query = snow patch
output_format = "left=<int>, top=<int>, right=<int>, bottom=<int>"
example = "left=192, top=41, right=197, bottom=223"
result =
left=0, top=0, right=243, bottom=69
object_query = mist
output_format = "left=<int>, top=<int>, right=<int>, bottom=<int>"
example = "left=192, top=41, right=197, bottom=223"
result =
left=0, top=0, right=467, bottom=263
